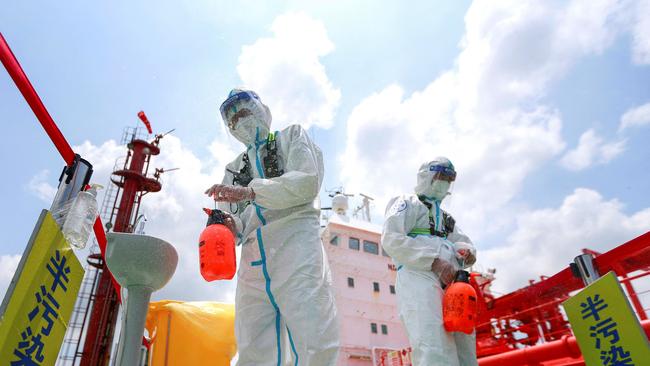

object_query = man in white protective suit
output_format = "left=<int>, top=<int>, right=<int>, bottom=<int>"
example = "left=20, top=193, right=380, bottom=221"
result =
left=381, top=157, right=478, bottom=366
left=205, top=88, right=339, bottom=366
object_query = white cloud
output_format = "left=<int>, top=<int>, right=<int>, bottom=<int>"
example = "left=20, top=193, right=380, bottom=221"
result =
left=631, top=0, right=650, bottom=64
left=27, top=170, right=57, bottom=203
left=560, top=129, right=625, bottom=171
left=460, top=0, right=624, bottom=111
left=340, top=0, right=633, bottom=238
left=340, top=79, right=566, bottom=236
left=480, top=188, right=650, bottom=293
left=236, top=12, right=341, bottom=130
left=619, top=101, right=650, bottom=130
left=0, top=254, right=21, bottom=302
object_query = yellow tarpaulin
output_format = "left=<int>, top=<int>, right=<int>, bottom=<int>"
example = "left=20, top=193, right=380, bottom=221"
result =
left=145, top=300, right=236, bottom=366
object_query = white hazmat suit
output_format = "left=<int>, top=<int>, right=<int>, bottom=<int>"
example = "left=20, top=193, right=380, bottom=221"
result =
left=208, top=89, right=339, bottom=366
left=382, top=157, right=477, bottom=366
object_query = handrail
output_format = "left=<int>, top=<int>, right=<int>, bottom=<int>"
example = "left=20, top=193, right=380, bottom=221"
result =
left=0, top=33, right=75, bottom=164
left=0, top=32, right=121, bottom=302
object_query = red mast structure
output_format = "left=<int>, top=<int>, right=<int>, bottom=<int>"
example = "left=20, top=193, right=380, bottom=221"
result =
left=83, top=134, right=162, bottom=365
left=58, top=113, right=166, bottom=366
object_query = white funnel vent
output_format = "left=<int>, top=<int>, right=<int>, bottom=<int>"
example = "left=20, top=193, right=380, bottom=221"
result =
left=105, top=232, right=178, bottom=366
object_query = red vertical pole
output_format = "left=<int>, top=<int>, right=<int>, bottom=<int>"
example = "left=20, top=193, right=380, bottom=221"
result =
left=81, top=140, right=158, bottom=366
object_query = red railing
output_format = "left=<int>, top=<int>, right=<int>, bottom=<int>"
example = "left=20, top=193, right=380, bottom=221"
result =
left=475, top=231, right=650, bottom=364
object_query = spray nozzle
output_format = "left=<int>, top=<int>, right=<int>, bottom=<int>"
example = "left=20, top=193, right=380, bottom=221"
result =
left=85, top=183, right=104, bottom=197
left=454, top=270, right=470, bottom=283
left=203, top=208, right=228, bottom=226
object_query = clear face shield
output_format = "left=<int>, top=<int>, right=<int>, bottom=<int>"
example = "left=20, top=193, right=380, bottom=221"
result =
left=421, top=165, right=456, bottom=202
left=219, top=90, right=271, bottom=145
left=219, top=90, right=260, bottom=131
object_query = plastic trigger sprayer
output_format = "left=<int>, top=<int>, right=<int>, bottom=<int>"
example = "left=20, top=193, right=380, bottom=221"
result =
left=198, top=207, right=236, bottom=281
left=442, top=265, right=478, bottom=334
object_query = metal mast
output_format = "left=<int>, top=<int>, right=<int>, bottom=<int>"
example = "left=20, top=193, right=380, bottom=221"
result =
left=58, top=114, right=165, bottom=366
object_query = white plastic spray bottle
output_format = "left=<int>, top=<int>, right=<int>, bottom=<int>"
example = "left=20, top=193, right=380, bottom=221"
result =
left=62, top=184, right=102, bottom=249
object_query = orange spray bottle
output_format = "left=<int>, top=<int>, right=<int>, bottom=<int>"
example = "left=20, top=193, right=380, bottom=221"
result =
left=443, top=270, right=477, bottom=334
left=198, top=208, right=236, bottom=281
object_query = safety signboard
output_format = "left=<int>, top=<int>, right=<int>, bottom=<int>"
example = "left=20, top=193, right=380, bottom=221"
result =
left=563, top=271, right=650, bottom=365
left=0, top=210, right=85, bottom=365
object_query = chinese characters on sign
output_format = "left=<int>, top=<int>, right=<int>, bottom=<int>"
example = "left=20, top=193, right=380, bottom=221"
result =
left=12, top=250, right=73, bottom=365
left=0, top=210, right=85, bottom=365
left=563, top=271, right=650, bottom=366
left=579, top=294, right=633, bottom=365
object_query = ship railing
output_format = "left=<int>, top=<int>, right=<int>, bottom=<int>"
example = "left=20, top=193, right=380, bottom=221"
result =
left=477, top=266, right=650, bottom=351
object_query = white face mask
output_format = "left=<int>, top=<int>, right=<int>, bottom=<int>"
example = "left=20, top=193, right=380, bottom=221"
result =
left=414, top=159, right=455, bottom=201
left=230, top=114, right=269, bottom=145
left=430, top=180, right=450, bottom=200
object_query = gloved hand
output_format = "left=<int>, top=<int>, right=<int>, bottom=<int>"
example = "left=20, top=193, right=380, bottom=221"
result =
left=431, top=258, right=457, bottom=286
left=205, top=184, right=255, bottom=203
left=454, top=242, right=476, bottom=266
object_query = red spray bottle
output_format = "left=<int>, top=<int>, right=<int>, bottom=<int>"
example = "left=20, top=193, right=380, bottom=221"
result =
left=199, top=208, right=236, bottom=281
left=443, top=270, right=477, bottom=334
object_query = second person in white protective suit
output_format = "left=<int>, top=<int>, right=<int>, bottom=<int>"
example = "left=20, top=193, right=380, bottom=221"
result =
left=205, top=89, right=339, bottom=366
left=381, top=157, right=478, bottom=366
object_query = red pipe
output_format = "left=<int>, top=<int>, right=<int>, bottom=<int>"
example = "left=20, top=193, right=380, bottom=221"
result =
left=0, top=31, right=122, bottom=300
left=479, top=320, right=650, bottom=366
left=0, top=33, right=75, bottom=164
left=0, top=32, right=152, bottom=361
left=93, top=218, right=121, bottom=302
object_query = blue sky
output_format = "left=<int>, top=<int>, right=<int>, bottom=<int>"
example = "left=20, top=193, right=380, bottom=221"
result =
left=2, top=0, right=650, bottom=300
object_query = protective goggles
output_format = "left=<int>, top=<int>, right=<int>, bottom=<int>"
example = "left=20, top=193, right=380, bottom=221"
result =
left=219, top=91, right=260, bottom=123
left=429, top=165, right=456, bottom=182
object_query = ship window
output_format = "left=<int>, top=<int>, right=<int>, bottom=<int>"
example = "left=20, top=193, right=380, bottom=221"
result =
left=349, top=237, right=360, bottom=250
left=371, top=323, right=378, bottom=334
left=363, top=240, right=379, bottom=255
left=382, top=248, right=390, bottom=257
left=330, top=235, right=339, bottom=246
left=348, top=277, right=355, bottom=288
left=381, top=324, right=388, bottom=335
left=373, top=282, right=380, bottom=292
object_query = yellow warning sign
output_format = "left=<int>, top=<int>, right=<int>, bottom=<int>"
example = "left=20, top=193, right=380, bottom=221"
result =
left=563, top=271, right=650, bottom=365
left=0, top=210, right=85, bottom=365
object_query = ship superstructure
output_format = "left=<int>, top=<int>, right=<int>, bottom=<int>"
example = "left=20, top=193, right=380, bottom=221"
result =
left=321, top=193, right=410, bottom=365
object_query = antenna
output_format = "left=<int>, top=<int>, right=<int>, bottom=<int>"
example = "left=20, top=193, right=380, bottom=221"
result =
left=353, top=193, right=374, bottom=222
left=153, top=128, right=176, bottom=145
left=326, top=186, right=354, bottom=198
left=154, top=167, right=180, bottom=180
